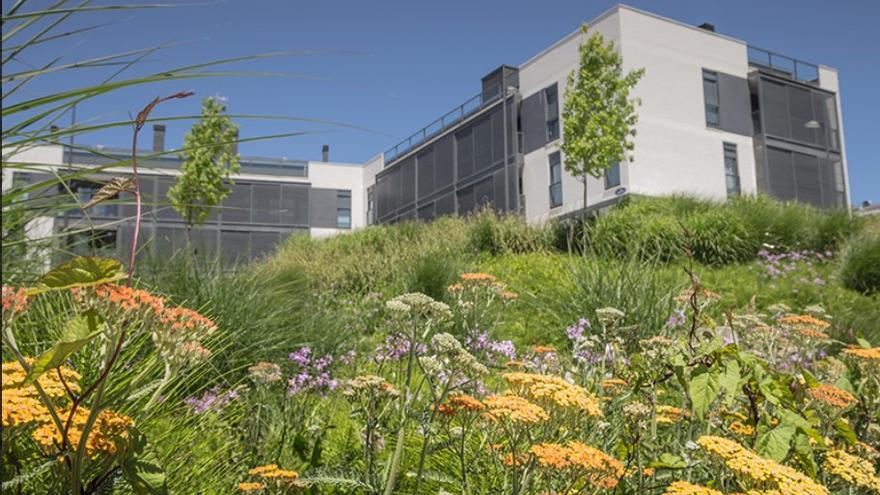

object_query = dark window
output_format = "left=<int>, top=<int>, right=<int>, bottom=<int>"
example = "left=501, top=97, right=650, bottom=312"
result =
left=604, top=162, right=621, bottom=189
left=723, top=143, right=740, bottom=196
left=366, top=186, right=375, bottom=225
left=336, top=190, right=352, bottom=229
left=703, top=70, right=720, bottom=127
left=549, top=152, right=562, bottom=208
left=544, top=84, right=560, bottom=142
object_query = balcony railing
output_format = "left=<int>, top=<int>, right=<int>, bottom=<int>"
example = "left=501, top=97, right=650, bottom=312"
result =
left=384, top=85, right=507, bottom=166
left=748, top=46, right=820, bottom=85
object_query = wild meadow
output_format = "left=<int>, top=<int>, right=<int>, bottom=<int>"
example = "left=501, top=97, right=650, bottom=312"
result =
left=3, top=3, right=880, bottom=494
left=4, top=193, right=880, bottom=494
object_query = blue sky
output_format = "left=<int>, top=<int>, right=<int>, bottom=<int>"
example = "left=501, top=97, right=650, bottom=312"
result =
left=6, top=0, right=879, bottom=203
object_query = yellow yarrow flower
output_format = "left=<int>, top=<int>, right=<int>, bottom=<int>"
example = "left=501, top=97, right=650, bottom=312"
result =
left=823, top=449, right=880, bottom=492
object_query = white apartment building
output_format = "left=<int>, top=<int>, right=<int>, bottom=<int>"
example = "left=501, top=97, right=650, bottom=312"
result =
left=367, top=4, right=849, bottom=225
left=3, top=4, right=850, bottom=264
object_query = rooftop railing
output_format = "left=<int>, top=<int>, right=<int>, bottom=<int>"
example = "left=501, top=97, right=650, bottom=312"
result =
left=748, top=46, right=820, bottom=85
left=384, top=84, right=507, bottom=166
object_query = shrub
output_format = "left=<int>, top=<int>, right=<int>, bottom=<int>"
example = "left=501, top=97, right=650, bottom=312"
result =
left=406, top=254, right=461, bottom=302
left=468, top=207, right=553, bottom=255
left=837, top=234, right=880, bottom=295
left=685, top=208, right=756, bottom=265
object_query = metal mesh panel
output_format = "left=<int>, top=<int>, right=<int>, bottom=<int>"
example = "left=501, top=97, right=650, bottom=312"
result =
left=252, top=183, right=281, bottom=224
left=400, top=157, right=415, bottom=206
left=220, top=230, right=250, bottom=265
left=474, top=177, right=493, bottom=209
left=788, top=86, right=815, bottom=143
left=436, top=193, right=455, bottom=217
left=493, top=169, right=507, bottom=211
left=474, top=117, right=492, bottom=172
left=457, top=187, right=475, bottom=215
left=417, top=149, right=434, bottom=198
left=491, top=106, right=505, bottom=164
left=762, top=80, right=790, bottom=138
left=434, top=135, right=454, bottom=189
left=418, top=203, right=435, bottom=221
left=456, top=129, right=474, bottom=179
left=794, top=152, right=821, bottom=206
left=281, top=184, right=309, bottom=226
left=223, top=182, right=251, bottom=223
left=767, top=147, right=796, bottom=200
left=155, top=178, right=178, bottom=219
left=251, top=231, right=280, bottom=260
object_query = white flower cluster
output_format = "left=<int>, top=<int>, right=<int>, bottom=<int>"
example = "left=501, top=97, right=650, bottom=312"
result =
left=596, top=307, right=625, bottom=325
left=429, top=332, right=488, bottom=378
left=386, top=293, right=452, bottom=321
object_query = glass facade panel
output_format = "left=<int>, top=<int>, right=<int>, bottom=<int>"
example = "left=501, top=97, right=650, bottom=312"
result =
left=549, top=152, right=562, bottom=207
left=703, top=70, right=720, bottom=127
left=604, top=162, right=621, bottom=189
left=723, top=143, right=740, bottom=195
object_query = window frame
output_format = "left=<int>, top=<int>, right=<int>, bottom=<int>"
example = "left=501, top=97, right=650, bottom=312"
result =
left=336, top=189, right=352, bottom=229
left=548, top=152, right=563, bottom=208
left=604, top=162, right=621, bottom=190
left=703, top=69, right=721, bottom=128
left=544, top=84, right=560, bottom=143
left=723, top=142, right=741, bottom=196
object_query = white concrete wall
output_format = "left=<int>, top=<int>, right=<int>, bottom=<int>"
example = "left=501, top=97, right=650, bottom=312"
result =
left=618, top=6, right=757, bottom=202
left=518, top=8, right=622, bottom=224
left=817, top=66, right=851, bottom=207
left=308, top=160, right=367, bottom=233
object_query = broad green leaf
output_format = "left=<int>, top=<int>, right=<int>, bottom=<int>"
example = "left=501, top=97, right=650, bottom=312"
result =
left=833, top=376, right=857, bottom=396
left=688, top=368, right=719, bottom=419
left=717, top=359, right=741, bottom=406
left=778, top=409, right=811, bottom=430
left=23, top=311, right=105, bottom=386
left=792, top=433, right=818, bottom=478
left=695, top=336, right=724, bottom=358
left=758, top=376, right=781, bottom=406
left=856, top=337, right=871, bottom=348
left=29, top=256, right=125, bottom=294
left=834, top=418, right=858, bottom=446
left=121, top=429, right=168, bottom=495
left=756, top=423, right=796, bottom=462
left=649, top=453, right=687, bottom=469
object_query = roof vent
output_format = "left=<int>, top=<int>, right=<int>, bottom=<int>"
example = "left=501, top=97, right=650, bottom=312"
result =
left=698, top=22, right=715, bottom=32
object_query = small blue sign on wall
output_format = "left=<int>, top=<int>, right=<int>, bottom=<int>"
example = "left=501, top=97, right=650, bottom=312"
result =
left=614, top=187, right=627, bottom=196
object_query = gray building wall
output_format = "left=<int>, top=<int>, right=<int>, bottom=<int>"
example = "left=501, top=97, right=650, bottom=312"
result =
left=375, top=95, right=520, bottom=224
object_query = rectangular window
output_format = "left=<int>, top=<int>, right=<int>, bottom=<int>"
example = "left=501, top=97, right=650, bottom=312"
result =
left=548, top=152, right=562, bottom=208
left=723, top=142, right=741, bottom=195
left=703, top=70, right=720, bottom=128
left=544, top=84, right=560, bottom=142
left=604, top=162, right=621, bottom=189
left=366, top=186, right=375, bottom=225
left=336, top=190, right=352, bottom=229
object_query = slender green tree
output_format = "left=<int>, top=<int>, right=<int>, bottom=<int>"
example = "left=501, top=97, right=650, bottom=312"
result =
left=168, top=96, right=240, bottom=240
left=561, top=24, right=645, bottom=211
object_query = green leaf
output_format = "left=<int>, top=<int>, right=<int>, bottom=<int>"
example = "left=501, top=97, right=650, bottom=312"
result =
left=688, top=368, right=719, bottom=420
left=23, top=311, right=105, bottom=386
left=756, top=423, right=796, bottom=462
left=29, top=256, right=125, bottom=294
left=120, top=429, right=168, bottom=495
left=801, top=369, right=820, bottom=388
left=792, top=433, right=818, bottom=478
left=649, top=453, right=687, bottom=469
left=717, top=359, right=741, bottom=406
left=834, top=418, right=858, bottom=446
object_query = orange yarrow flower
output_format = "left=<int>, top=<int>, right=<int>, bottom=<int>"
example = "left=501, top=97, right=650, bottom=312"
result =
left=502, top=372, right=603, bottom=416
left=807, top=384, right=857, bottom=409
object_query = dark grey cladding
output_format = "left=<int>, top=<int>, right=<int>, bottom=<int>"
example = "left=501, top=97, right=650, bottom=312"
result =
left=750, top=70, right=846, bottom=209
left=717, top=73, right=753, bottom=136
left=520, top=90, right=547, bottom=154
left=374, top=95, right=520, bottom=224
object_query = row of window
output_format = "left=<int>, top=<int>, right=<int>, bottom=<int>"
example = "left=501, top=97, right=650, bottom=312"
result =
left=547, top=152, right=621, bottom=209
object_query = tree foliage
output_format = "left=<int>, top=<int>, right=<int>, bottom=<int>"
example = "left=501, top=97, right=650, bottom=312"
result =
left=168, top=97, right=240, bottom=231
left=561, top=24, right=644, bottom=205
